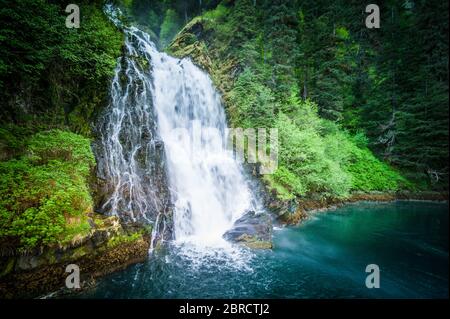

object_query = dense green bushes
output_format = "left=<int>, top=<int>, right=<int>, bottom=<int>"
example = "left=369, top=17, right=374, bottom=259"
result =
left=263, top=98, right=410, bottom=200
left=0, top=130, right=95, bottom=249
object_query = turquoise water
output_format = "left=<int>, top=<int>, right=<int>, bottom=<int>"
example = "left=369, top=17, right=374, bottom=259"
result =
left=80, top=201, right=448, bottom=299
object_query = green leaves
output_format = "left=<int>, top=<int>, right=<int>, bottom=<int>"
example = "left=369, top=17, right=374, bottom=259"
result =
left=27, top=130, right=95, bottom=173
left=160, top=9, right=181, bottom=48
left=0, top=1, right=123, bottom=135
left=58, top=7, right=123, bottom=81
left=229, top=69, right=276, bottom=128
left=275, top=107, right=351, bottom=198
left=265, top=99, right=408, bottom=199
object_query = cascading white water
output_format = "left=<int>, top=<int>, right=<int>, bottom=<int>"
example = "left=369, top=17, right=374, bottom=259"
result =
left=130, top=28, right=257, bottom=247
left=147, top=38, right=255, bottom=247
left=96, top=7, right=173, bottom=247
left=96, top=28, right=171, bottom=223
left=101, top=6, right=258, bottom=250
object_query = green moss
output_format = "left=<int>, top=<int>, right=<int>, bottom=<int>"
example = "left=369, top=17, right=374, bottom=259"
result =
left=0, top=258, right=15, bottom=278
left=0, top=129, right=96, bottom=250
left=61, top=219, right=92, bottom=245
left=92, top=216, right=106, bottom=228
left=107, top=232, right=142, bottom=249
left=71, top=245, right=90, bottom=259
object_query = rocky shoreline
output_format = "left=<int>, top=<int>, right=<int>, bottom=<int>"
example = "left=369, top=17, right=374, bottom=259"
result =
left=269, top=191, right=449, bottom=226
left=219, top=187, right=448, bottom=251
left=0, top=216, right=151, bottom=299
left=0, top=191, right=446, bottom=299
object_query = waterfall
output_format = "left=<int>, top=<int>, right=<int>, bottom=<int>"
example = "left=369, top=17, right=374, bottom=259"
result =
left=98, top=7, right=257, bottom=249
left=146, top=33, right=256, bottom=247
left=95, top=18, right=173, bottom=246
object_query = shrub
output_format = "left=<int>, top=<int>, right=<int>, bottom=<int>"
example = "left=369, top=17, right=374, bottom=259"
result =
left=265, top=99, right=409, bottom=199
left=160, top=9, right=181, bottom=48
left=0, top=130, right=95, bottom=249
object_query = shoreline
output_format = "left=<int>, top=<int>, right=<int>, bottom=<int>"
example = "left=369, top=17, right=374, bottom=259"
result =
left=1, top=191, right=447, bottom=299
left=273, top=191, right=449, bottom=225
left=0, top=217, right=151, bottom=299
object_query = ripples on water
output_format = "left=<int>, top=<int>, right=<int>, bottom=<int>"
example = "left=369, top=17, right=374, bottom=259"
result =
left=79, top=201, right=448, bottom=299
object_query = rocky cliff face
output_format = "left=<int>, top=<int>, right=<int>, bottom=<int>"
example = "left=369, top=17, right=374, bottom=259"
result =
left=168, top=18, right=240, bottom=110
left=91, top=27, right=175, bottom=246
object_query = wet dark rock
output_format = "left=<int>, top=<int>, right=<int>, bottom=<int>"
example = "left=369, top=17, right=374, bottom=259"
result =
left=91, top=34, right=174, bottom=233
left=223, top=211, right=273, bottom=249
left=189, top=21, right=204, bottom=39
left=154, top=139, right=164, bottom=149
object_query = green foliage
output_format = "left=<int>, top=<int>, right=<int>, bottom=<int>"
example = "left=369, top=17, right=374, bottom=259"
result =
left=0, top=0, right=122, bottom=85
left=229, top=69, right=276, bottom=128
left=107, top=232, right=142, bottom=248
left=0, top=125, right=35, bottom=161
left=335, top=26, right=350, bottom=40
left=0, top=0, right=60, bottom=83
left=346, top=147, right=412, bottom=192
left=269, top=101, right=410, bottom=199
left=274, top=103, right=351, bottom=198
left=0, top=130, right=95, bottom=249
left=225, top=64, right=412, bottom=200
left=222, top=53, right=410, bottom=198
left=265, top=167, right=306, bottom=200
left=0, top=1, right=123, bottom=136
left=203, top=4, right=229, bottom=21
left=27, top=130, right=95, bottom=174
left=160, top=9, right=181, bottom=48
left=59, top=7, right=123, bottom=82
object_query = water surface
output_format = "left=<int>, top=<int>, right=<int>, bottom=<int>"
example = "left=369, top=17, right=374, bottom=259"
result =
left=80, top=201, right=448, bottom=299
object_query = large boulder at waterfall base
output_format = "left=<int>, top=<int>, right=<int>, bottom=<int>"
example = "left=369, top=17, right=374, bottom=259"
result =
left=223, top=211, right=273, bottom=249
